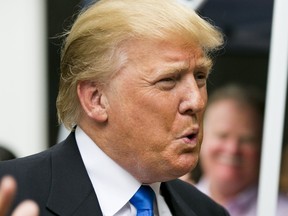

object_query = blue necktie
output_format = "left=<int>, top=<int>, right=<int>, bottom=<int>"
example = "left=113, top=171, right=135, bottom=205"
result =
left=130, top=185, right=155, bottom=216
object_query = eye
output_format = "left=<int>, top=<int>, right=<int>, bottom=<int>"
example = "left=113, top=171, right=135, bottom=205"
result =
left=239, top=136, right=259, bottom=147
left=195, top=71, right=208, bottom=87
left=160, top=77, right=176, bottom=82
left=156, top=76, right=178, bottom=90
left=215, top=132, right=228, bottom=140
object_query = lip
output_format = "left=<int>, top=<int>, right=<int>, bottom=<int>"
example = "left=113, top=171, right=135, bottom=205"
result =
left=178, top=127, right=199, bottom=145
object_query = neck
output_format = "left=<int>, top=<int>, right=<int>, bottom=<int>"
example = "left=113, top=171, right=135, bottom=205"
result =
left=209, top=184, right=236, bottom=205
left=207, top=178, right=250, bottom=205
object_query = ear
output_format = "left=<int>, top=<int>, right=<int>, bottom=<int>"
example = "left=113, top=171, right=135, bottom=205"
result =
left=77, top=81, right=108, bottom=122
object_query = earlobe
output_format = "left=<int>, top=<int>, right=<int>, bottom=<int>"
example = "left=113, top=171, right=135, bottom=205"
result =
left=77, top=81, right=108, bottom=122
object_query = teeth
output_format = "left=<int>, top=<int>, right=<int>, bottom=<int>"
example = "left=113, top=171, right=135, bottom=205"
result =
left=217, top=155, right=242, bottom=166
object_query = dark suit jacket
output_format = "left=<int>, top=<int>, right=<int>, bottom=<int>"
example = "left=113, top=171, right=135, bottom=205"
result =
left=0, top=132, right=229, bottom=216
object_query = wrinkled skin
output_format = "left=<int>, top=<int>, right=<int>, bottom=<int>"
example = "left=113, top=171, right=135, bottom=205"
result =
left=79, top=40, right=211, bottom=183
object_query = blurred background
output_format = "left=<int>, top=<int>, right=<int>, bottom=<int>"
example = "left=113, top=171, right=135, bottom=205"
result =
left=0, top=0, right=287, bottom=206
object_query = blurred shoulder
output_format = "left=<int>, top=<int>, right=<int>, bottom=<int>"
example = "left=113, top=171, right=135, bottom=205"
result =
left=0, top=141, right=64, bottom=178
left=164, top=179, right=230, bottom=216
left=277, top=193, right=288, bottom=215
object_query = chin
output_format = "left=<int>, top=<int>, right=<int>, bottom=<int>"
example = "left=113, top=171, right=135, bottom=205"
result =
left=181, top=154, right=199, bottom=169
left=216, top=175, right=239, bottom=183
left=172, top=161, right=198, bottom=179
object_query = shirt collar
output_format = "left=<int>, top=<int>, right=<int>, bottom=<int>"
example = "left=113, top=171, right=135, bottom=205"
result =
left=75, top=127, right=162, bottom=215
left=75, top=127, right=140, bottom=215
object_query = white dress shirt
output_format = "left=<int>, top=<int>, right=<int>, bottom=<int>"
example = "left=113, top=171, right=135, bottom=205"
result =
left=75, top=127, right=172, bottom=216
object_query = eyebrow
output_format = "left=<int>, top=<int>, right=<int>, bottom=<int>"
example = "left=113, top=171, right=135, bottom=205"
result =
left=152, top=56, right=213, bottom=78
left=195, top=57, right=213, bottom=72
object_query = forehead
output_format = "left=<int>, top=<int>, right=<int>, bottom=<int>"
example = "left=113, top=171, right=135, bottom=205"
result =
left=122, top=39, right=211, bottom=70
left=205, top=99, right=261, bottom=130
left=128, top=39, right=201, bottom=55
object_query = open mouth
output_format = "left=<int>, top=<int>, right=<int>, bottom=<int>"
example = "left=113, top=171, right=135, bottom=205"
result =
left=187, top=133, right=197, bottom=140
left=182, top=132, right=198, bottom=144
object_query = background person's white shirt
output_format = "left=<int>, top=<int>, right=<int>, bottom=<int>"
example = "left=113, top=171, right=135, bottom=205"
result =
left=75, top=127, right=172, bottom=216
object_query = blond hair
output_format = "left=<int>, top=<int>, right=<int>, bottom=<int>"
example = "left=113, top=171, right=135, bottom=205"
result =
left=57, top=0, right=224, bottom=130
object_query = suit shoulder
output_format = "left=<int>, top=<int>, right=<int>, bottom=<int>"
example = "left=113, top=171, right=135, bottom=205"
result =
left=0, top=142, right=62, bottom=179
left=165, top=179, right=230, bottom=216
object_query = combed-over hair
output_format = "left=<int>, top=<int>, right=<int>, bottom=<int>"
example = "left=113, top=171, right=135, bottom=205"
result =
left=57, top=0, right=224, bottom=130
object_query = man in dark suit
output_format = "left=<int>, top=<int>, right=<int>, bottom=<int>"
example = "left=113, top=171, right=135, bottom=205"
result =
left=0, top=0, right=229, bottom=215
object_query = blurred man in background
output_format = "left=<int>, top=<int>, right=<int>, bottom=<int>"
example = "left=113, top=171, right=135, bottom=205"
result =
left=181, top=84, right=288, bottom=216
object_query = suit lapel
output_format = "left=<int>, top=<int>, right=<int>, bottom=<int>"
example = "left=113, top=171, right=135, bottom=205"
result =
left=46, top=132, right=103, bottom=215
left=161, top=181, right=198, bottom=216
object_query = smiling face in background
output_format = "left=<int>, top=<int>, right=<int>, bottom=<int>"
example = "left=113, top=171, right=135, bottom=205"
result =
left=97, top=39, right=211, bottom=183
left=200, top=99, right=262, bottom=194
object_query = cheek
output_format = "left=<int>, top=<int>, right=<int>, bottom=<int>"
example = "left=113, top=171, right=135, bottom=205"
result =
left=199, top=145, right=212, bottom=168
left=131, top=97, right=178, bottom=133
left=201, top=136, right=220, bottom=156
left=242, top=147, right=261, bottom=164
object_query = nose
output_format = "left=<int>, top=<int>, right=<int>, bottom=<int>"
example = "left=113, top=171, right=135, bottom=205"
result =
left=178, top=81, right=207, bottom=115
left=224, top=138, right=241, bottom=154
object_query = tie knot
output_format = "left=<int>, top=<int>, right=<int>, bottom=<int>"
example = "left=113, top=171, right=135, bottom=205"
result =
left=130, top=185, right=155, bottom=215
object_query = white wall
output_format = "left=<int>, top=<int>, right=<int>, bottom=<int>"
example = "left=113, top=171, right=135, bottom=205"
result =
left=0, top=0, right=47, bottom=157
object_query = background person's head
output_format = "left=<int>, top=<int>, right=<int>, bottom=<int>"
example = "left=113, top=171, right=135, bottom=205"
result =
left=200, top=84, right=265, bottom=195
